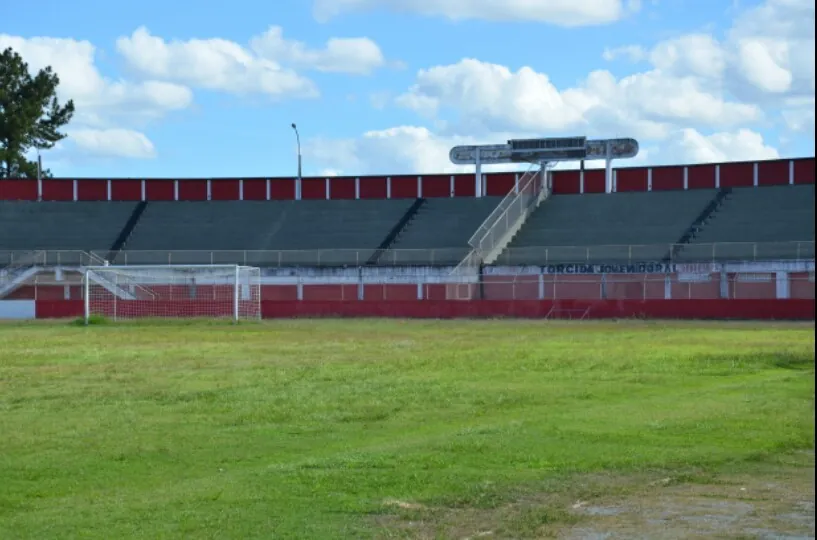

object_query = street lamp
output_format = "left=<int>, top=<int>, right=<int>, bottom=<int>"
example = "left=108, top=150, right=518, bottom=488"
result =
left=291, top=123, right=302, bottom=199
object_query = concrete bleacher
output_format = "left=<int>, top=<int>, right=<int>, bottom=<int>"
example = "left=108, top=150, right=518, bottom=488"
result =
left=678, top=185, right=815, bottom=261
left=119, top=199, right=416, bottom=266
left=0, top=201, right=136, bottom=266
left=381, top=197, right=503, bottom=266
left=495, top=190, right=718, bottom=265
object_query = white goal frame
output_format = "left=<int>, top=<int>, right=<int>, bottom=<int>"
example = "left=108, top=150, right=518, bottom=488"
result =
left=83, top=264, right=262, bottom=324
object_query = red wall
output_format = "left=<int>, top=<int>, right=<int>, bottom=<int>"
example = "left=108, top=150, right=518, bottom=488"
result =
left=0, top=179, right=38, bottom=200
left=111, top=180, right=142, bottom=201
left=145, top=180, right=174, bottom=201
left=391, top=176, right=418, bottom=199
left=793, top=159, right=814, bottom=184
left=422, top=175, right=450, bottom=198
left=360, top=177, right=387, bottom=199
left=35, top=299, right=815, bottom=321
left=301, top=178, right=326, bottom=200
left=719, top=162, right=753, bottom=188
left=41, top=179, right=73, bottom=201
left=330, top=178, right=356, bottom=200
left=584, top=170, right=606, bottom=193
left=652, top=167, right=684, bottom=191
left=212, top=179, right=241, bottom=201
left=758, top=160, right=789, bottom=186
left=178, top=180, right=207, bottom=201
left=0, top=158, right=813, bottom=202
left=77, top=179, right=108, bottom=201
left=270, top=179, right=295, bottom=200
left=486, top=173, right=515, bottom=196
left=552, top=171, right=580, bottom=194
left=687, top=164, right=716, bottom=189
left=616, top=168, right=648, bottom=192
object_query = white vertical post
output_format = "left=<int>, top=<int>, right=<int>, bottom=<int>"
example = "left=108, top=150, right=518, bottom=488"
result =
left=295, top=177, right=302, bottom=200
left=239, top=179, right=244, bottom=201
left=789, top=160, right=795, bottom=184
left=141, top=180, right=146, bottom=201
left=450, top=175, right=455, bottom=197
left=475, top=148, right=482, bottom=198
left=355, top=177, right=360, bottom=199
left=83, top=271, right=90, bottom=325
left=647, top=168, right=653, bottom=191
left=266, top=179, right=271, bottom=201
left=233, top=265, right=240, bottom=323
left=683, top=167, right=689, bottom=190
left=605, top=142, right=613, bottom=194
left=107, top=180, right=112, bottom=201
left=417, top=176, right=422, bottom=198
left=386, top=177, right=392, bottom=199
left=753, top=162, right=759, bottom=186
left=325, top=178, right=330, bottom=200
left=776, top=271, right=789, bottom=299
left=73, top=179, right=78, bottom=201
left=207, top=179, right=212, bottom=201
left=174, top=180, right=179, bottom=201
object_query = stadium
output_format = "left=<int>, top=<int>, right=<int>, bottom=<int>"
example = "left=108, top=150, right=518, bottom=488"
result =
left=0, top=135, right=815, bottom=537
left=0, top=137, right=814, bottom=320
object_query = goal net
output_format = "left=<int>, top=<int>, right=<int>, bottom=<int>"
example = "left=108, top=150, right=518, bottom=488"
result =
left=83, top=264, right=262, bottom=323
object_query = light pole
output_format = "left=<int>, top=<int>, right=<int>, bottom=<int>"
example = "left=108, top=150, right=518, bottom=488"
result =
left=291, top=123, right=302, bottom=200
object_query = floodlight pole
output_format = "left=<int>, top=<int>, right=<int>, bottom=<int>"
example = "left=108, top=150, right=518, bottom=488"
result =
left=291, top=123, right=302, bottom=200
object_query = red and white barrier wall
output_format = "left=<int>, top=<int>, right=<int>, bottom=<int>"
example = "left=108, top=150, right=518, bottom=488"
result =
left=0, top=157, right=813, bottom=201
left=32, top=298, right=815, bottom=321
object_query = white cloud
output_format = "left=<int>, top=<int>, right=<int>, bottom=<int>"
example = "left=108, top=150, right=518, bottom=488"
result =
left=396, top=59, right=761, bottom=140
left=313, top=0, right=639, bottom=26
left=648, top=34, right=726, bottom=80
left=602, top=45, right=647, bottom=62
left=662, top=128, right=779, bottom=164
left=306, top=126, right=508, bottom=175
left=307, top=125, right=781, bottom=175
left=249, top=26, right=385, bottom=75
left=0, top=34, right=191, bottom=160
left=69, top=129, right=157, bottom=159
left=116, top=27, right=318, bottom=99
left=0, top=34, right=192, bottom=124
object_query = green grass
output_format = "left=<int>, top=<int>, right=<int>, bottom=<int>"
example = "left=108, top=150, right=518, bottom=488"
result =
left=0, top=319, right=813, bottom=539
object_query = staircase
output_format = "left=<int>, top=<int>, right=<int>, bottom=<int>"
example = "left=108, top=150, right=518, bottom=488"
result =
left=664, top=187, right=732, bottom=261
left=0, top=251, right=47, bottom=298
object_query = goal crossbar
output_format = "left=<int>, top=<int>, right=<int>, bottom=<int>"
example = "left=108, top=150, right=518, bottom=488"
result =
left=83, top=264, right=262, bottom=323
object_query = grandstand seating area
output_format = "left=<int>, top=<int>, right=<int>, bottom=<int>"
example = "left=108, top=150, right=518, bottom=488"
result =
left=0, top=178, right=813, bottom=269
left=677, top=185, right=815, bottom=261
left=496, top=190, right=718, bottom=265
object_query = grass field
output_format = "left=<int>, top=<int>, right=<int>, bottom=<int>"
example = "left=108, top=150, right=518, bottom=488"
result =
left=0, top=319, right=814, bottom=539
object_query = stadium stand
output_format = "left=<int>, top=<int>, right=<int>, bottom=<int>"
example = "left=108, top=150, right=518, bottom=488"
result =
left=381, top=196, right=503, bottom=266
left=495, top=190, right=718, bottom=265
left=677, top=184, right=815, bottom=261
left=0, top=201, right=137, bottom=265
left=119, top=199, right=417, bottom=266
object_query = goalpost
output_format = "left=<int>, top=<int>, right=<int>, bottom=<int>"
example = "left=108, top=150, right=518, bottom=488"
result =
left=83, top=264, right=262, bottom=323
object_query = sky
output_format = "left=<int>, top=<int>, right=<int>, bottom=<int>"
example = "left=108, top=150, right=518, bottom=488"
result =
left=2, top=0, right=814, bottom=179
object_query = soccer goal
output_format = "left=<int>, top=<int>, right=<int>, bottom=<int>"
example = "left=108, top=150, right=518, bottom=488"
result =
left=83, top=264, right=262, bottom=323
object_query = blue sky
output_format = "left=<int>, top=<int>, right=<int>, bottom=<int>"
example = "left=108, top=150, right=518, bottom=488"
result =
left=3, top=0, right=814, bottom=178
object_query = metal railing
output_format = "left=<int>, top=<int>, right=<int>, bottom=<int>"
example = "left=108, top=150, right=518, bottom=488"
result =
left=0, top=241, right=812, bottom=269
left=467, top=163, right=549, bottom=260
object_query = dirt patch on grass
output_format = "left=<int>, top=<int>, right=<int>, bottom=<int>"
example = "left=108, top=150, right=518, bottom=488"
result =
left=374, top=451, right=815, bottom=539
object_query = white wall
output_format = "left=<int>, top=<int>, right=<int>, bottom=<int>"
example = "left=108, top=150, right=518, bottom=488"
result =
left=0, top=300, right=36, bottom=320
